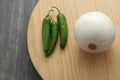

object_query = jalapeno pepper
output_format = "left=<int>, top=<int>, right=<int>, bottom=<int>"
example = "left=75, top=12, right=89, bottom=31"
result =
left=46, top=20, right=58, bottom=56
left=52, top=6, right=68, bottom=48
left=42, top=9, right=53, bottom=53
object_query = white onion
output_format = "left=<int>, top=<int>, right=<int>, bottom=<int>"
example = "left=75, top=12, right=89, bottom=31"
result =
left=74, top=12, right=116, bottom=53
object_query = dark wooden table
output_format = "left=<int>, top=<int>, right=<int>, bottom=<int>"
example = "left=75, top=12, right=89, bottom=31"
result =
left=0, top=0, right=42, bottom=80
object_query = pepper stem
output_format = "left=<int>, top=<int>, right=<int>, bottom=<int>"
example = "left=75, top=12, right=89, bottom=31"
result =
left=51, top=6, right=61, bottom=14
left=46, top=9, right=54, bottom=23
left=47, top=9, right=54, bottom=16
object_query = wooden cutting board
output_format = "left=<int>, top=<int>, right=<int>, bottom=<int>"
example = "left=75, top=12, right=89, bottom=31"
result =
left=27, top=0, right=120, bottom=80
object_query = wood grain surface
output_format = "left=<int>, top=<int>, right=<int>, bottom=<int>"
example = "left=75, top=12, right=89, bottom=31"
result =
left=0, top=0, right=42, bottom=80
left=28, top=0, right=120, bottom=80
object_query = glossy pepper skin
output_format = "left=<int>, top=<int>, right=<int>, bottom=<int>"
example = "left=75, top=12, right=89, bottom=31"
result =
left=46, top=21, right=58, bottom=56
left=57, top=13, right=68, bottom=48
left=42, top=15, right=51, bottom=53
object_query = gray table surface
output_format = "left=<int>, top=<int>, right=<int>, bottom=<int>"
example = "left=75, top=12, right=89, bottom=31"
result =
left=0, top=0, right=42, bottom=80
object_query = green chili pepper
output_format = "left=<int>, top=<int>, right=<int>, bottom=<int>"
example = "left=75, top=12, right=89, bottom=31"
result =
left=46, top=20, right=58, bottom=56
left=52, top=6, right=68, bottom=48
left=42, top=9, right=53, bottom=53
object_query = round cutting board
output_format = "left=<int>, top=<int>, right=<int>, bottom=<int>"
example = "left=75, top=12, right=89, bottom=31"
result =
left=27, top=0, right=120, bottom=80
